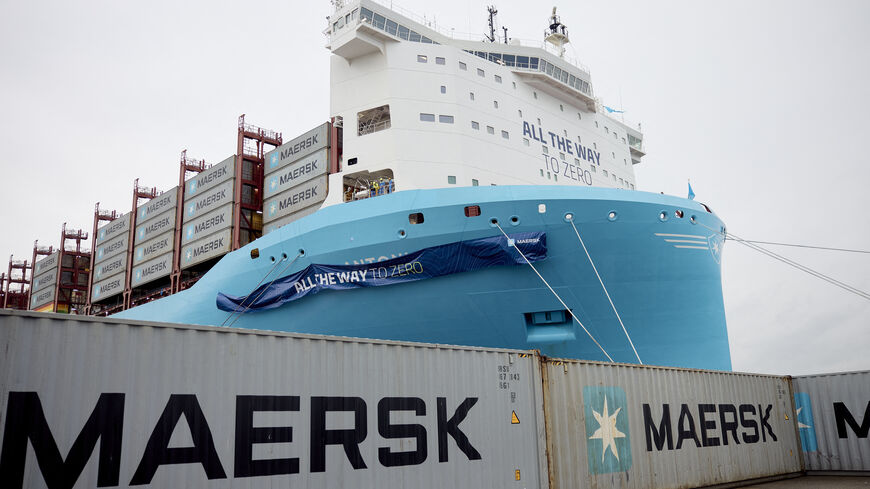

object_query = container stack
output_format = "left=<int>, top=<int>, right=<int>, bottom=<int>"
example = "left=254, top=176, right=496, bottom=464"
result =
left=90, top=212, right=131, bottom=304
left=29, top=251, right=59, bottom=311
left=131, top=189, right=178, bottom=289
left=262, top=123, right=330, bottom=234
left=180, top=156, right=236, bottom=269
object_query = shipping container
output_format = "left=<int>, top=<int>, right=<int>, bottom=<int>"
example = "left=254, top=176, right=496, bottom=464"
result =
left=542, top=359, right=802, bottom=488
left=136, top=188, right=178, bottom=224
left=792, top=371, right=870, bottom=472
left=134, top=208, right=176, bottom=243
left=181, top=203, right=233, bottom=245
left=0, top=310, right=549, bottom=489
left=182, top=179, right=235, bottom=222
left=96, top=213, right=131, bottom=244
left=264, top=148, right=329, bottom=199
left=33, top=250, right=59, bottom=276
left=263, top=174, right=328, bottom=224
left=184, top=155, right=235, bottom=199
left=265, top=122, right=329, bottom=175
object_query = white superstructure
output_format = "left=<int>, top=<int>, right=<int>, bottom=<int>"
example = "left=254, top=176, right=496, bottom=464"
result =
left=323, top=0, right=645, bottom=206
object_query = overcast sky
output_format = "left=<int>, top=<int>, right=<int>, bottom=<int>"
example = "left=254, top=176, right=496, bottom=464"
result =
left=1, top=0, right=867, bottom=376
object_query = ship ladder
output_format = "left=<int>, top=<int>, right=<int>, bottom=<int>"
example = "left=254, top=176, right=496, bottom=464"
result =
left=493, top=222, right=614, bottom=362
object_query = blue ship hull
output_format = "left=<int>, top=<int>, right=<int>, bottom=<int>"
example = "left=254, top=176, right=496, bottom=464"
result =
left=117, top=185, right=731, bottom=370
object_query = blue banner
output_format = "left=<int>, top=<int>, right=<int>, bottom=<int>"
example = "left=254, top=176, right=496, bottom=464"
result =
left=217, top=232, right=547, bottom=313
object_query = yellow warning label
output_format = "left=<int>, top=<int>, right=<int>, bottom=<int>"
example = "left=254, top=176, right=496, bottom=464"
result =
left=515, top=469, right=521, bottom=480
left=511, top=411, right=520, bottom=424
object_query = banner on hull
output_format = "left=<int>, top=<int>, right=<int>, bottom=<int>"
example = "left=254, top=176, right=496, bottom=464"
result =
left=217, top=232, right=547, bottom=312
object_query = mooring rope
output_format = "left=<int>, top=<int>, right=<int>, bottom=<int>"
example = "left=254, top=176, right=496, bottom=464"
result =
left=567, top=215, right=642, bottom=364
left=222, top=251, right=304, bottom=328
left=494, top=222, right=614, bottom=362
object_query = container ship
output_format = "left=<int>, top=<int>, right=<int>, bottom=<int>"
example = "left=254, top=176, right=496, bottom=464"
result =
left=101, top=0, right=730, bottom=370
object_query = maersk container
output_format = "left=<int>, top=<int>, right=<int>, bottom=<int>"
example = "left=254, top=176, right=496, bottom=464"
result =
left=792, top=370, right=870, bottom=472
left=542, top=359, right=802, bottom=489
left=0, top=310, right=549, bottom=489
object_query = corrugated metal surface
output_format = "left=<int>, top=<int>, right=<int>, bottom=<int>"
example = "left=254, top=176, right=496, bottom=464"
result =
left=0, top=310, right=548, bottom=489
left=792, top=371, right=870, bottom=471
left=543, top=359, right=801, bottom=489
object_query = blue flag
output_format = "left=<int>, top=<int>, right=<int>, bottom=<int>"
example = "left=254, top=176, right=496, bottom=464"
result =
left=603, top=106, right=625, bottom=114
left=688, top=181, right=695, bottom=200
left=217, top=232, right=547, bottom=312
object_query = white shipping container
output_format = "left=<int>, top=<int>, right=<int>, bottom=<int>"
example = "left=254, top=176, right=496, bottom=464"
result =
left=0, top=311, right=549, bottom=489
left=542, top=359, right=802, bottom=489
left=792, top=371, right=870, bottom=472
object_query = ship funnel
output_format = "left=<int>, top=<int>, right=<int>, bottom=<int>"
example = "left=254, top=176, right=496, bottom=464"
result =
left=544, top=6, right=570, bottom=57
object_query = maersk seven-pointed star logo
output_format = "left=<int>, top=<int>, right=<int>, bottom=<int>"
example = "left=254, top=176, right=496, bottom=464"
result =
left=583, top=386, right=632, bottom=474
left=270, top=153, right=278, bottom=168
left=269, top=202, right=277, bottom=217
left=794, top=392, right=817, bottom=452
left=708, top=233, right=724, bottom=264
left=269, top=176, right=278, bottom=191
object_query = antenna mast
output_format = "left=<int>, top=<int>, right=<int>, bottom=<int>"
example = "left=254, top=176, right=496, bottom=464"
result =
left=486, top=6, right=498, bottom=43
left=544, top=6, right=570, bottom=58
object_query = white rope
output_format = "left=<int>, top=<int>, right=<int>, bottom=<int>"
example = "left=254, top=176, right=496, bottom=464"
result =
left=222, top=251, right=304, bottom=328
left=568, top=217, right=642, bottom=364
left=696, top=221, right=870, bottom=301
left=494, top=223, right=614, bottom=362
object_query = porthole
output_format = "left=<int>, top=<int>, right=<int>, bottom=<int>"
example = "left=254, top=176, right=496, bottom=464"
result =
left=282, top=253, right=288, bottom=259
left=563, top=212, right=574, bottom=222
left=298, top=249, right=306, bottom=256
left=659, top=211, right=668, bottom=222
left=690, top=216, right=697, bottom=224
left=608, top=211, right=618, bottom=221
left=675, top=210, right=684, bottom=218
left=510, top=215, right=520, bottom=226
left=398, top=229, right=407, bottom=238
left=489, top=217, right=499, bottom=227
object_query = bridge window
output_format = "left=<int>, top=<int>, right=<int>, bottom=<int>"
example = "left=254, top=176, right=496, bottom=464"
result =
left=439, top=115, right=454, bottom=124
left=459, top=61, right=467, bottom=70
left=417, top=54, right=427, bottom=63
left=436, top=57, right=445, bottom=65
left=419, top=113, right=435, bottom=122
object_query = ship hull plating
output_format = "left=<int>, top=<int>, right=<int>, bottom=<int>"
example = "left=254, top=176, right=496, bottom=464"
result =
left=117, top=185, right=731, bottom=370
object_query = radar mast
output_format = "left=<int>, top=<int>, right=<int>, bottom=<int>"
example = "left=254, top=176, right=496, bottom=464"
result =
left=544, top=7, right=570, bottom=58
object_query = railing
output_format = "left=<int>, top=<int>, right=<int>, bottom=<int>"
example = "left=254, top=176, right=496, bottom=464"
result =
left=358, top=119, right=391, bottom=135
left=336, top=0, right=590, bottom=72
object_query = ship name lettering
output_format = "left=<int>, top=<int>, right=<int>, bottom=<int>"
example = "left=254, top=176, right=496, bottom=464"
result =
left=197, top=190, right=227, bottom=210
left=280, top=133, right=319, bottom=161
left=642, top=403, right=777, bottom=452
left=0, top=392, right=480, bottom=486
left=279, top=160, right=319, bottom=185
left=195, top=214, right=225, bottom=234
